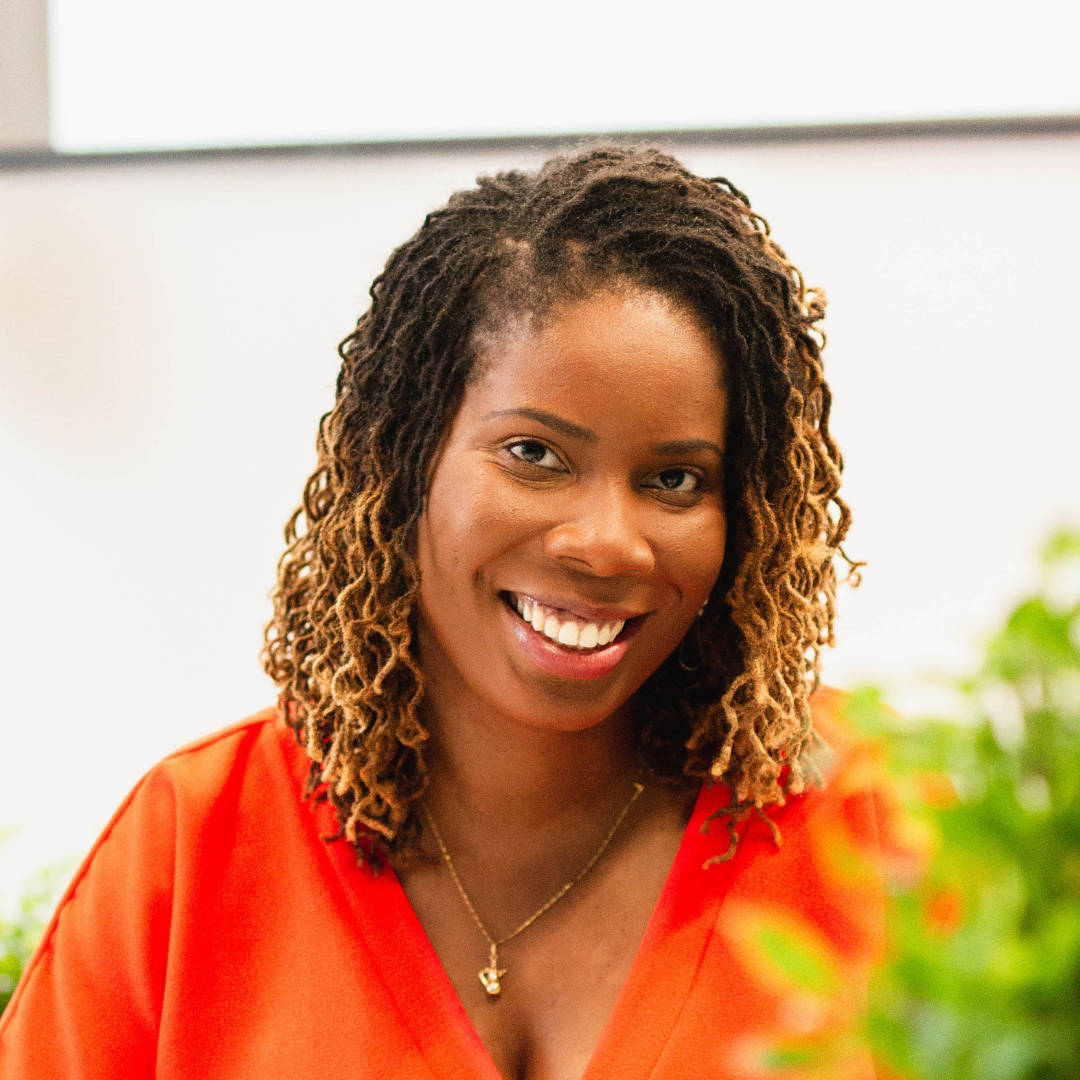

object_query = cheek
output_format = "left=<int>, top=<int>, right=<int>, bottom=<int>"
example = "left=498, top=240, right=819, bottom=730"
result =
left=418, top=457, right=530, bottom=595
left=668, top=509, right=728, bottom=598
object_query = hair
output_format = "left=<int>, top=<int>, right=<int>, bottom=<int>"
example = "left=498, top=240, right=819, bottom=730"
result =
left=263, top=145, right=854, bottom=863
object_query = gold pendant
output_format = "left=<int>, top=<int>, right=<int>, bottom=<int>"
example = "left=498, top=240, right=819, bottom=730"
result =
left=478, top=944, right=506, bottom=997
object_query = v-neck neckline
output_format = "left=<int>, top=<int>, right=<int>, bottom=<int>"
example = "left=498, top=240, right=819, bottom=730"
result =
left=319, top=775, right=742, bottom=1080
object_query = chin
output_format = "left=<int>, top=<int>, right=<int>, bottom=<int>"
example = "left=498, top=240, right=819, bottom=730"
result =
left=482, top=663, right=645, bottom=734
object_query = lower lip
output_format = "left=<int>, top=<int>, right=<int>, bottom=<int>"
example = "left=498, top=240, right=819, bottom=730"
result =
left=501, top=599, right=637, bottom=680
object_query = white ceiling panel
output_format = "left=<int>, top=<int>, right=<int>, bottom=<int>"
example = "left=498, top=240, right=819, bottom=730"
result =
left=50, top=0, right=1080, bottom=152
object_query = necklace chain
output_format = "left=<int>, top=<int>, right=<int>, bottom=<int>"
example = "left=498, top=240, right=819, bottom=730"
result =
left=422, top=780, right=645, bottom=997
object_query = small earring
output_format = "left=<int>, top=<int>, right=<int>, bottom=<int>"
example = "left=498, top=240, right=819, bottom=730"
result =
left=678, top=633, right=702, bottom=672
left=697, top=600, right=708, bottom=618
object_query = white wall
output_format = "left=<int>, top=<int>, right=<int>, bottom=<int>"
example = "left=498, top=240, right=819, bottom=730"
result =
left=1, top=133, right=1078, bottom=901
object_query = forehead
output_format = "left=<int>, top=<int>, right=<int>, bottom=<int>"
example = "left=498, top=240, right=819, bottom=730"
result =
left=460, top=288, right=726, bottom=438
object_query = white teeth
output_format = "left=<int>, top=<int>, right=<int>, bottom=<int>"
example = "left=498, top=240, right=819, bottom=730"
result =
left=510, top=593, right=629, bottom=652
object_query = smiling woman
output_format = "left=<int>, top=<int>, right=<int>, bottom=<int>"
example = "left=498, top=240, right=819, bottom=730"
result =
left=0, top=149, right=887, bottom=1080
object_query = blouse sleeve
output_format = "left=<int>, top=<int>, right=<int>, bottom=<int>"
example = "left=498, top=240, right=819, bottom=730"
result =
left=0, top=765, right=177, bottom=1079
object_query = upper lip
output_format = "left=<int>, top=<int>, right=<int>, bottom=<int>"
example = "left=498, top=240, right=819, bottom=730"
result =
left=503, top=588, right=648, bottom=624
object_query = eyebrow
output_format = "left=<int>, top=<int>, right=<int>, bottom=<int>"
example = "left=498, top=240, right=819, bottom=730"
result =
left=651, top=437, right=724, bottom=460
left=482, top=407, right=599, bottom=443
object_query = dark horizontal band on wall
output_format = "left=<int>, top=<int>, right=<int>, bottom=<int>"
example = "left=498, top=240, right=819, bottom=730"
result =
left=3, top=113, right=1080, bottom=171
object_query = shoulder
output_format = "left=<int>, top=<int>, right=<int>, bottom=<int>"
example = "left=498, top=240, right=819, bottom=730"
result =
left=690, top=687, right=887, bottom=1074
left=51, top=705, right=298, bottom=906
left=98, top=705, right=315, bottom=877
left=754, top=686, right=896, bottom=930
left=707, top=685, right=889, bottom=962
left=69, top=707, right=300, bottom=849
left=718, top=685, right=894, bottom=905
left=38, top=706, right=300, bottom=952
left=802, top=684, right=886, bottom=794
left=800, top=684, right=890, bottom=828
left=0, top=707, right=305, bottom=1055
left=156, top=704, right=289, bottom=775
left=143, top=705, right=295, bottom=803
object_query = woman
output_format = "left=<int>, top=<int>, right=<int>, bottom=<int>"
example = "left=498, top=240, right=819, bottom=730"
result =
left=0, top=148, right=886, bottom=1079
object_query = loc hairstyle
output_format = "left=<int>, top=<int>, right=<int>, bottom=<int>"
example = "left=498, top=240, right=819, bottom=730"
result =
left=263, top=146, right=854, bottom=863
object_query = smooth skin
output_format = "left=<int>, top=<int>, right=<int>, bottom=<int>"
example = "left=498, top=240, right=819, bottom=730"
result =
left=398, top=286, right=730, bottom=1080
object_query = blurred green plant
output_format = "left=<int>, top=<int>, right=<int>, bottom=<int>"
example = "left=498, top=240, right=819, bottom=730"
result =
left=0, top=854, right=68, bottom=1017
left=856, top=528, right=1080, bottom=1080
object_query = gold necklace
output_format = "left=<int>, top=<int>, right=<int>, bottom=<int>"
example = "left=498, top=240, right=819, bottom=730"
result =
left=422, top=780, right=645, bottom=997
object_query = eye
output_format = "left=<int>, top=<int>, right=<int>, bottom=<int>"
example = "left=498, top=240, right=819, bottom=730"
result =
left=646, top=468, right=700, bottom=493
left=507, top=440, right=565, bottom=471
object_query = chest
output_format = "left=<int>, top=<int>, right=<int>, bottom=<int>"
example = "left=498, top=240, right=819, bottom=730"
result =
left=398, top=800, right=690, bottom=1080
left=147, top=756, right=879, bottom=1080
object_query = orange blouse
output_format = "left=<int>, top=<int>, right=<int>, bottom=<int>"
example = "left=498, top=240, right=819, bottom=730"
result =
left=0, top=688, right=885, bottom=1078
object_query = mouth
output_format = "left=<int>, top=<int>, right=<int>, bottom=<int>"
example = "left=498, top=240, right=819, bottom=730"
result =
left=498, top=590, right=647, bottom=681
left=502, top=591, right=634, bottom=651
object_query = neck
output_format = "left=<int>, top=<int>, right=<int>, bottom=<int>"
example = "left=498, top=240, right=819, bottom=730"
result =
left=427, top=704, right=639, bottom=827
left=418, top=645, right=639, bottom=839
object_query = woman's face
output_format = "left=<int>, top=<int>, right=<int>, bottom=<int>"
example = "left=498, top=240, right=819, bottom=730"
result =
left=415, top=286, right=729, bottom=732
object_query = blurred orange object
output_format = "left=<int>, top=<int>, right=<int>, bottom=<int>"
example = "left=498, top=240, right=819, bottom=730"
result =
left=913, top=771, right=959, bottom=809
left=923, top=885, right=966, bottom=938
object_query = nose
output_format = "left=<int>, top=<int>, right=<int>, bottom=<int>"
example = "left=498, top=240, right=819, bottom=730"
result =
left=543, top=482, right=655, bottom=578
